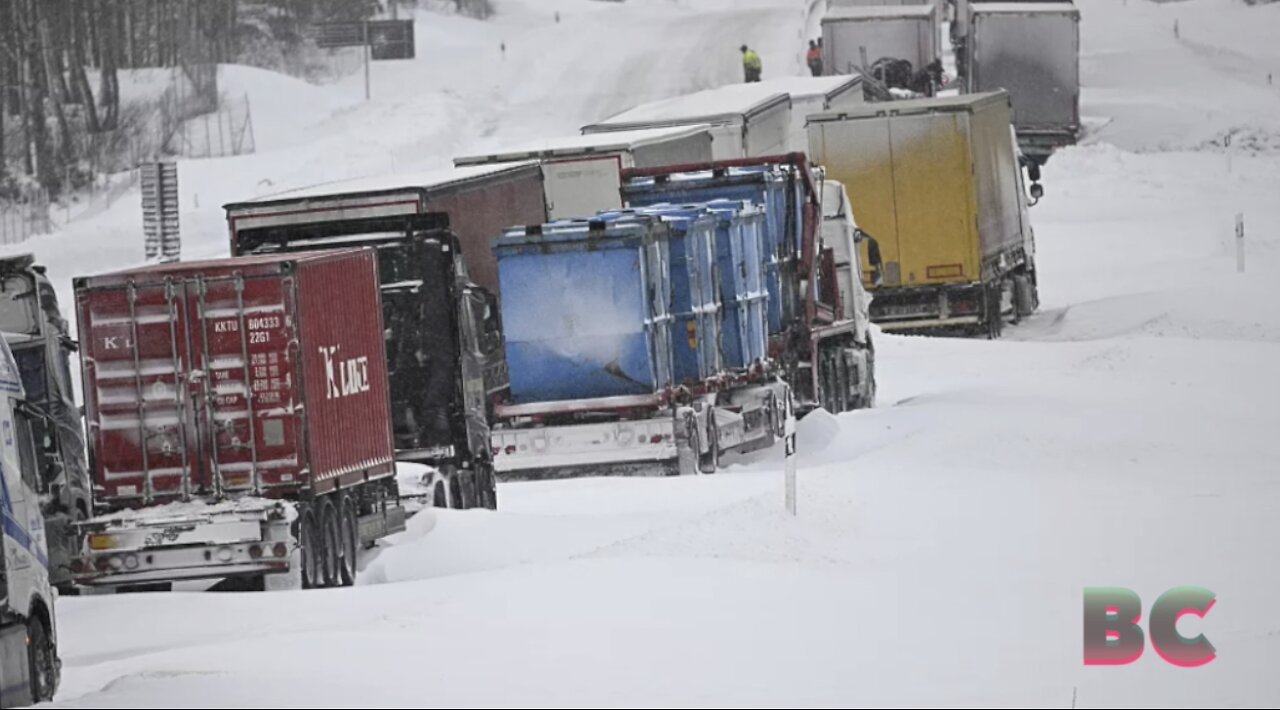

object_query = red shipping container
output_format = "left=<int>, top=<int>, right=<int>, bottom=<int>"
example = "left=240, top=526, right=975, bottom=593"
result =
left=74, top=249, right=395, bottom=508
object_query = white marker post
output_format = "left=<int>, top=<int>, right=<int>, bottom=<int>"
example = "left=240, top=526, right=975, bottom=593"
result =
left=1236, top=213, right=1245, bottom=273
left=784, top=389, right=797, bottom=516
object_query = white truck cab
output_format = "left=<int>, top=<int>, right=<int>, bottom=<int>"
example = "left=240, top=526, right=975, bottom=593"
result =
left=0, top=335, right=61, bottom=708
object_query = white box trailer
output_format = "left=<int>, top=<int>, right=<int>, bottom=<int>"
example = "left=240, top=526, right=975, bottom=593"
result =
left=581, top=86, right=792, bottom=161
left=453, top=125, right=716, bottom=219
left=966, top=2, right=1081, bottom=163
left=822, top=5, right=939, bottom=77
left=748, top=76, right=867, bottom=152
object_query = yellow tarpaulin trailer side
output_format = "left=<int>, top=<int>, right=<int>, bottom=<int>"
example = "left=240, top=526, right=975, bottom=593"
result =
left=806, top=91, right=1027, bottom=290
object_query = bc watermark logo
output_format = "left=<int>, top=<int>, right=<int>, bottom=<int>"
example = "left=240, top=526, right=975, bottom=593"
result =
left=1083, top=587, right=1216, bottom=667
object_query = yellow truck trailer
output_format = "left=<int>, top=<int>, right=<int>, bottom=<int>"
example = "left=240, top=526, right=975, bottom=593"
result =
left=806, top=90, right=1041, bottom=337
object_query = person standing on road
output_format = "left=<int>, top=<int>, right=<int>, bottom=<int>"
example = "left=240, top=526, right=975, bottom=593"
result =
left=741, top=45, right=762, bottom=83
left=806, top=40, right=823, bottom=76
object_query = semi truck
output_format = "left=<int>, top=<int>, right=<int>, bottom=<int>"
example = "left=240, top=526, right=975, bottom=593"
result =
left=963, top=2, right=1081, bottom=163
left=621, top=155, right=876, bottom=415
left=452, top=125, right=716, bottom=220
left=70, top=249, right=410, bottom=591
left=821, top=5, right=940, bottom=79
left=0, top=335, right=62, bottom=707
left=224, top=161, right=548, bottom=298
left=225, top=206, right=506, bottom=512
left=0, top=255, right=90, bottom=595
left=806, top=90, right=1041, bottom=338
left=489, top=208, right=789, bottom=480
left=582, top=86, right=792, bottom=161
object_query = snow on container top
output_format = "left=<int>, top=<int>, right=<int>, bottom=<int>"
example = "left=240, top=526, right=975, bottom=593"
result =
left=74, top=249, right=395, bottom=506
left=622, top=205, right=722, bottom=386
left=492, top=215, right=675, bottom=404
left=701, top=200, right=769, bottom=371
left=452, top=125, right=716, bottom=168
left=623, top=164, right=804, bottom=336
left=582, top=86, right=792, bottom=160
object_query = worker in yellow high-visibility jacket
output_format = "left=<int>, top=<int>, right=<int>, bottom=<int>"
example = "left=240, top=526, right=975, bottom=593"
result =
left=741, top=45, right=762, bottom=83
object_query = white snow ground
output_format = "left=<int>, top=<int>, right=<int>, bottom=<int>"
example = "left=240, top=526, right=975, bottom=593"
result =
left=12, top=0, right=1280, bottom=706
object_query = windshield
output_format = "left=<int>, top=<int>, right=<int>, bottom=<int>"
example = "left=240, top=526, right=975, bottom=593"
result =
left=0, top=274, right=39, bottom=335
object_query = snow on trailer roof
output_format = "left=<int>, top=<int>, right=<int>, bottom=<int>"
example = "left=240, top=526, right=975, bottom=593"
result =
left=74, top=249, right=370, bottom=287
left=969, top=2, right=1080, bottom=16
left=822, top=5, right=937, bottom=21
left=222, top=161, right=541, bottom=210
left=586, top=85, right=790, bottom=130
left=452, top=124, right=714, bottom=167
left=808, top=90, right=1010, bottom=122
left=748, top=75, right=865, bottom=102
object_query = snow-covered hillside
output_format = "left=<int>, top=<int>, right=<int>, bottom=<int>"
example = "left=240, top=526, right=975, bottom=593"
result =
left=20, top=0, right=1280, bottom=706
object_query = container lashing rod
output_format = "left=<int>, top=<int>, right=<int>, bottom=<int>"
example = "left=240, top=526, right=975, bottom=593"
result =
left=195, top=276, right=226, bottom=499
left=164, top=277, right=194, bottom=502
left=126, top=281, right=154, bottom=503
left=233, top=273, right=262, bottom=495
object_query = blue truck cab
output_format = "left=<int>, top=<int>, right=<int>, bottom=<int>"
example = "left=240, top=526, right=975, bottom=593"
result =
left=0, top=335, right=61, bottom=708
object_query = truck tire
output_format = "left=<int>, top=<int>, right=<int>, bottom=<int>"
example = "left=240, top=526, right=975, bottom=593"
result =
left=676, top=412, right=700, bottom=476
left=478, top=465, right=498, bottom=510
left=27, top=617, right=56, bottom=703
left=320, top=500, right=342, bottom=588
left=699, top=411, right=720, bottom=474
left=460, top=472, right=478, bottom=510
left=1013, top=274, right=1035, bottom=320
left=299, top=508, right=322, bottom=590
left=985, top=285, right=1004, bottom=340
left=338, top=497, right=359, bottom=587
left=433, top=481, right=448, bottom=508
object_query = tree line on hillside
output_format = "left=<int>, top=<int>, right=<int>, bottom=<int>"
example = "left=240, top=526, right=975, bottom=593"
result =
left=0, top=0, right=395, bottom=199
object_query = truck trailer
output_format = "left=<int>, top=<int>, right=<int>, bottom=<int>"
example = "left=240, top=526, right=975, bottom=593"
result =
left=822, top=5, right=940, bottom=79
left=223, top=162, right=547, bottom=298
left=227, top=209, right=505, bottom=512
left=489, top=209, right=788, bottom=480
left=964, top=2, right=1081, bottom=163
left=452, top=125, right=716, bottom=220
left=0, top=335, right=62, bottom=708
left=622, top=155, right=876, bottom=415
left=70, top=249, right=409, bottom=591
left=0, top=255, right=90, bottom=595
left=582, top=86, right=792, bottom=161
left=743, top=77, right=869, bottom=152
left=806, top=91, right=1040, bottom=338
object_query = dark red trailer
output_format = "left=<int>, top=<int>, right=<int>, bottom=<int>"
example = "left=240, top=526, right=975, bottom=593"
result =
left=71, top=249, right=405, bottom=591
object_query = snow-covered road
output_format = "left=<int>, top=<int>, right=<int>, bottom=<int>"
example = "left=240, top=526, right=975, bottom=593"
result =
left=14, top=0, right=1280, bottom=706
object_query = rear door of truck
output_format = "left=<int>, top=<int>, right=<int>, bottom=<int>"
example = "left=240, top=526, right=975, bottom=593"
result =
left=79, top=269, right=301, bottom=504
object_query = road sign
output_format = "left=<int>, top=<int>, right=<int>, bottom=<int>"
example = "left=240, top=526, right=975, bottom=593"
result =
left=141, top=162, right=179, bottom=263
left=309, top=20, right=415, bottom=60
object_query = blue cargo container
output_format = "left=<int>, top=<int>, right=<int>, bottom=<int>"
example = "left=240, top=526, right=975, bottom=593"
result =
left=622, top=206, right=723, bottom=386
left=623, top=165, right=804, bottom=336
left=493, top=216, right=675, bottom=404
left=702, top=199, right=769, bottom=371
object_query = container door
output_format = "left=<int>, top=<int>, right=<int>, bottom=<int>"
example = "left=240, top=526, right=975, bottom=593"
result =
left=694, top=222, right=722, bottom=379
left=184, top=273, right=297, bottom=496
left=742, top=217, right=769, bottom=365
left=81, top=280, right=201, bottom=502
left=888, top=112, right=977, bottom=286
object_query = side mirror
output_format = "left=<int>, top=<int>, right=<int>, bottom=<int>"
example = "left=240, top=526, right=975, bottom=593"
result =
left=1028, top=163, right=1042, bottom=182
left=1030, top=183, right=1045, bottom=201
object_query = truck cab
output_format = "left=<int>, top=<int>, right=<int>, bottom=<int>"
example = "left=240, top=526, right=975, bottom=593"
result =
left=0, top=255, right=89, bottom=594
left=233, top=213, right=504, bottom=510
left=0, top=334, right=62, bottom=708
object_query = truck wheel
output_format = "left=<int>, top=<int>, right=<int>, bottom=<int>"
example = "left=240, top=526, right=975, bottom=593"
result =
left=449, top=477, right=465, bottom=510
left=460, top=472, right=478, bottom=510
left=985, top=285, right=1004, bottom=340
left=299, top=508, right=322, bottom=590
left=320, top=500, right=342, bottom=588
left=27, top=617, right=56, bottom=702
left=433, top=481, right=448, bottom=508
left=676, top=413, right=700, bottom=476
left=338, top=497, right=359, bottom=587
left=1013, top=274, right=1035, bottom=320
left=699, top=411, right=720, bottom=474
left=479, top=465, right=498, bottom=510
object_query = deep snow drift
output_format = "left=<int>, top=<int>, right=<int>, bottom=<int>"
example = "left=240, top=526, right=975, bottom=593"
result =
left=15, top=0, right=1280, bottom=707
